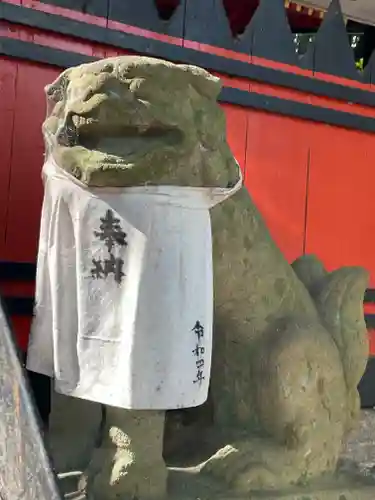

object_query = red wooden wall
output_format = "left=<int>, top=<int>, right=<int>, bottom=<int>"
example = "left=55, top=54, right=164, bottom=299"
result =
left=0, top=59, right=60, bottom=262
left=2, top=55, right=375, bottom=352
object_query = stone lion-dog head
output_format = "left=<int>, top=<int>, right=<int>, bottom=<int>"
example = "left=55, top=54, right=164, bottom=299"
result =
left=44, top=56, right=239, bottom=188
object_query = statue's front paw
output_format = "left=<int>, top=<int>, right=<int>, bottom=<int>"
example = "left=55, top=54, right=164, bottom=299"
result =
left=82, top=447, right=168, bottom=499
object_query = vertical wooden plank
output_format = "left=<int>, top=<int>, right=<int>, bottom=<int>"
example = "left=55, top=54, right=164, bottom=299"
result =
left=305, top=125, right=375, bottom=283
left=5, top=62, right=61, bottom=263
left=0, top=57, right=17, bottom=259
left=244, top=110, right=310, bottom=263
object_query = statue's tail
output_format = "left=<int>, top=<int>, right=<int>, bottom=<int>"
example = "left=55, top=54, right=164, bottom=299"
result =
left=293, top=256, right=369, bottom=431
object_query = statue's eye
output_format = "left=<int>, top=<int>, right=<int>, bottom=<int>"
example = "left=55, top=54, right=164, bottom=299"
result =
left=83, top=89, right=95, bottom=102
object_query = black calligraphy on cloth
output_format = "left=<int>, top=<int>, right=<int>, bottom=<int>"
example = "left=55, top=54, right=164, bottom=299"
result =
left=90, top=209, right=127, bottom=285
left=192, top=321, right=205, bottom=385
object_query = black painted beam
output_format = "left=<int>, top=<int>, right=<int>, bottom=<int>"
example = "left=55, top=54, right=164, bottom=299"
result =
left=365, top=315, right=375, bottom=329
left=248, top=0, right=298, bottom=66
left=359, top=357, right=375, bottom=408
left=365, top=289, right=375, bottom=303
left=3, top=297, right=34, bottom=316
left=0, top=261, right=37, bottom=281
left=221, top=86, right=375, bottom=133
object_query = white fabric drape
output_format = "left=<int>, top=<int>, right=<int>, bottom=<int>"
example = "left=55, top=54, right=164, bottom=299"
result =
left=27, top=158, right=242, bottom=409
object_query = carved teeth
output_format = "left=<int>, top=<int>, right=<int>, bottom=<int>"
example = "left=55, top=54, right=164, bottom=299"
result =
left=72, top=115, right=85, bottom=128
left=72, top=115, right=101, bottom=130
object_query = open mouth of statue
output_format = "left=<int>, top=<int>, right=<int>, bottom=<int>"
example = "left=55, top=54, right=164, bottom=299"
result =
left=68, top=115, right=184, bottom=160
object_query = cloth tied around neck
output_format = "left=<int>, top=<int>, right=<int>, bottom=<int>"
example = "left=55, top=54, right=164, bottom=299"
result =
left=27, top=159, right=242, bottom=409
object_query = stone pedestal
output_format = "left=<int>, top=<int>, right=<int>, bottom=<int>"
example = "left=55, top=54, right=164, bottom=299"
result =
left=56, top=410, right=375, bottom=500
left=250, top=488, right=375, bottom=500
left=167, top=470, right=375, bottom=500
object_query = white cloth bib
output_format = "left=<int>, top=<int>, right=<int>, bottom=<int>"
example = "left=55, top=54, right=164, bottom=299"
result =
left=27, top=159, right=242, bottom=409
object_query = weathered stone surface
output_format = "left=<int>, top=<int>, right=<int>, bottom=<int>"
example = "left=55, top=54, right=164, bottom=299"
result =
left=48, top=392, right=102, bottom=472
left=166, top=198, right=368, bottom=492
left=44, top=56, right=371, bottom=498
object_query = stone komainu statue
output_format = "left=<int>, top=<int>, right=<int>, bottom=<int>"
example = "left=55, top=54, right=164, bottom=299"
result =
left=44, top=56, right=369, bottom=496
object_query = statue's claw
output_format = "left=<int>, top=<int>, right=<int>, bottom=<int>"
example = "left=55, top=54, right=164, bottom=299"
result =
left=200, top=439, right=304, bottom=493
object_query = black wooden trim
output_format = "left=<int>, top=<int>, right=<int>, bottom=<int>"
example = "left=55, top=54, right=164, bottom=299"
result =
left=3, top=296, right=34, bottom=316
left=365, top=289, right=375, bottom=303
left=359, top=356, right=375, bottom=408
left=2, top=3, right=375, bottom=109
left=0, top=261, right=36, bottom=282
left=365, top=314, right=375, bottom=329
left=1, top=37, right=375, bottom=134
left=220, top=87, right=375, bottom=133
left=0, top=36, right=96, bottom=68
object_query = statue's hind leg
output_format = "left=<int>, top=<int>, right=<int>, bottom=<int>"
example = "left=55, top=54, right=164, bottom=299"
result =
left=200, top=318, right=348, bottom=493
left=292, top=256, right=369, bottom=435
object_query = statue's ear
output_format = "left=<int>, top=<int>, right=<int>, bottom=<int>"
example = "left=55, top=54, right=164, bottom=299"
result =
left=45, top=71, right=70, bottom=105
left=291, top=254, right=328, bottom=296
left=186, top=67, right=222, bottom=101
